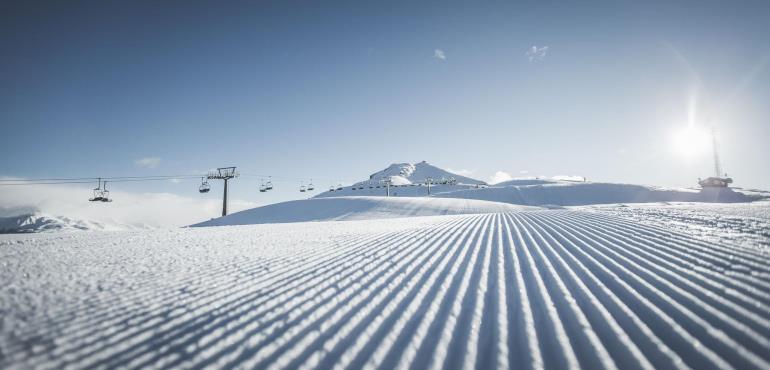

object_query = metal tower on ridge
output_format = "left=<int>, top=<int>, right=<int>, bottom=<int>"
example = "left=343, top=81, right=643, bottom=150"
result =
left=207, top=167, right=238, bottom=216
left=698, top=129, right=733, bottom=188
left=711, top=127, right=722, bottom=178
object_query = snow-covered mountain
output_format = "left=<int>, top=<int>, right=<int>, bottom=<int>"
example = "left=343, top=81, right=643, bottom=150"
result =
left=0, top=213, right=146, bottom=233
left=312, top=161, right=766, bottom=206
left=366, top=161, right=486, bottom=185
left=314, top=161, right=487, bottom=198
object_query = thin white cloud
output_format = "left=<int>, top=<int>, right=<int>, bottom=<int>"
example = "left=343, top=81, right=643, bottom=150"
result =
left=525, top=45, right=549, bottom=62
left=489, top=171, right=514, bottom=184
left=434, top=49, right=446, bottom=60
left=135, top=157, right=162, bottom=169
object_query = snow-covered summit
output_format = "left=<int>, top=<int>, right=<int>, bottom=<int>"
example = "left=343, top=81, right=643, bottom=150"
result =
left=364, top=161, right=485, bottom=186
left=313, top=161, right=487, bottom=198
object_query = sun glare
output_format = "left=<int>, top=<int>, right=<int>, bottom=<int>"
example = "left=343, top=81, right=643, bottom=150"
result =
left=672, top=125, right=710, bottom=158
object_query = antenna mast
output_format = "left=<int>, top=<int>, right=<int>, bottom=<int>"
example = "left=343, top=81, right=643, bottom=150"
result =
left=711, top=127, right=722, bottom=177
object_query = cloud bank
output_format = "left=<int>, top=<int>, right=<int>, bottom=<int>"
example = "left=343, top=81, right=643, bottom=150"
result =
left=489, top=171, right=514, bottom=184
left=0, top=182, right=257, bottom=228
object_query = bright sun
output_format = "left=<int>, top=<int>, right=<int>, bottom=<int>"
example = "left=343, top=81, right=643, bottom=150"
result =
left=672, top=125, right=710, bottom=158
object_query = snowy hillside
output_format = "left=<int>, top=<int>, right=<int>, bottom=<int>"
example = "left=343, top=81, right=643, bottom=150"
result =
left=192, top=196, right=538, bottom=227
left=312, top=162, right=765, bottom=208
left=0, top=213, right=144, bottom=233
left=3, top=210, right=770, bottom=370
left=436, top=182, right=761, bottom=206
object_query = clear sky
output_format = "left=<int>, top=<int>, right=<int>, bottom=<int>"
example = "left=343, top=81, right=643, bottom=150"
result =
left=2, top=0, right=770, bottom=207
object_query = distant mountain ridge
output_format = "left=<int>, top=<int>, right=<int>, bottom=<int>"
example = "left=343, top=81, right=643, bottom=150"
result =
left=0, top=213, right=146, bottom=234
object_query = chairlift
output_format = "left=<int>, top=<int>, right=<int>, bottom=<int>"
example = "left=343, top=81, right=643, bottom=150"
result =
left=199, top=177, right=211, bottom=193
left=329, top=185, right=335, bottom=192
left=300, top=181, right=307, bottom=192
left=265, top=176, right=274, bottom=191
left=336, top=184, right=343, bottom=191
left=307, top=179, right=314, bottom=191
left=259, top=179, right=267, bottom=193
left=89, top=178, right=104, bottom=202
left=100, top=181, right=112, bottom=202
left=89, top=178, right=111, bottom=202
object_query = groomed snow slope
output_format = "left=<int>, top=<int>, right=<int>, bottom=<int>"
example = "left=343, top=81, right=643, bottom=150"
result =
left=3, top=212, right=770, bottom=370
left=579, top=201, right=770, bottom=249
left=192, top=196, right=537, bottom=226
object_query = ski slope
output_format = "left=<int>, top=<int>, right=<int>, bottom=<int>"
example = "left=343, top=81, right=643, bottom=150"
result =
left=435, top=182, right=757, bottom=206
left=579, top=201, right=770, bottom=249
left=192, top=196, right=537, bottom=226
left=3, top=211, right=770, bottom=370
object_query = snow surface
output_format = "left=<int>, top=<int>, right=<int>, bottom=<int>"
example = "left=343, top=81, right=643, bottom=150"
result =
left=3, top=210, right=770, bottom=370
left=580, top=201, right=770, bottom=249
left=435, top=182, right=761, bottom=206
left=191, top=196, right=538, bottom=227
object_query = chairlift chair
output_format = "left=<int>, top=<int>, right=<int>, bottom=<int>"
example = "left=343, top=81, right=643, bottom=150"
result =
left=100, top=181, right=113, bottom=202
left=265, top=177, right=274, bottom=191
left=307, top=179, right=314, bottom=191
left=336, top=184, right=343, bottom=191
left=300, top=182, right=306, bottom=192
left=89, top=178, right=108, bottom=202
left=89, top=179, right=102, bottom=201
left=199, top=178, right=211, bottom=193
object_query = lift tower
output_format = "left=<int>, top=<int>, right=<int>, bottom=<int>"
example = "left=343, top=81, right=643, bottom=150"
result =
left=207, top=167, right=238, bottom=216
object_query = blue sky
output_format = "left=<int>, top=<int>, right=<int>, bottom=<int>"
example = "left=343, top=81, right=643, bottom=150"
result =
left=2, top=0, right=769, bottom=206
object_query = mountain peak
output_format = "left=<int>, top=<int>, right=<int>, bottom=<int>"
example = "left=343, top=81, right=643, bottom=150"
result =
left=366, top=161, right=485, bottom=186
